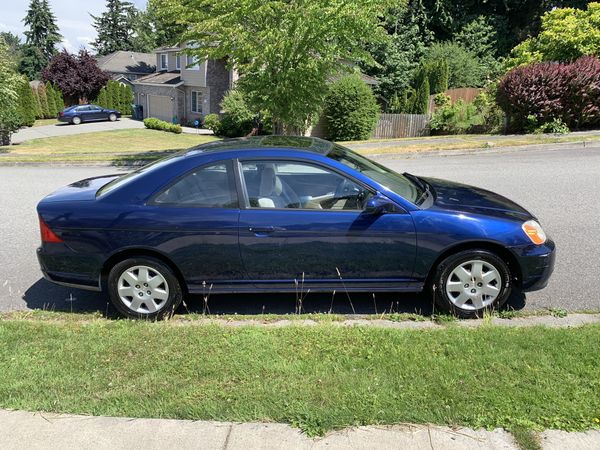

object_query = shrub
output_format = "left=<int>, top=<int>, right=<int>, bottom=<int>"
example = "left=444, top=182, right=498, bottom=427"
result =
left=217, top=90, right=256, bottom=137
left=202, top=113, right=221, bottom=134
left=431, top=88, right=505, bottom=135
left=45, top=82, right=58, bottom=117
left=430, top=99, right=481, bottom=135
left=143, top=117, right=182, bottom=134
left=411, top=68, right=430, bottom=115
left=324, top=73, right=380, bottom=141
left=497, top=56, right=600, bottom=132
left=424, top=59, right=449, bottom=94
left=535, top=117, right=570, bottom=134
left=17, top=79, right=36, bottom=127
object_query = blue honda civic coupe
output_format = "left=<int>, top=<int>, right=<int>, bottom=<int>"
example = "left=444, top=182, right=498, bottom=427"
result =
left=36, top=136, right=555, bottom=319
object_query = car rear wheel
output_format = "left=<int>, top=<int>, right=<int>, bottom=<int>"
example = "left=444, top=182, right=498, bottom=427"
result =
left=71, top=116, right=81, bottom=125
left=431, top=249, right=511, bottom=318
left=108, top=113, right=117, bottom=122
left=108, top=257, right=183, bottom=320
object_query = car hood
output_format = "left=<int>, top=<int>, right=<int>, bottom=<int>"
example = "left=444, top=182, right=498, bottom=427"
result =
left=40, top=175, right=120, bottom=203
left=421, top=177, right=535, bottom=221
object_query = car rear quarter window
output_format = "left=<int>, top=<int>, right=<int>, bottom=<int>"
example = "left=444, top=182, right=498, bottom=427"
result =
left=152, top=163, right=238, bottom=208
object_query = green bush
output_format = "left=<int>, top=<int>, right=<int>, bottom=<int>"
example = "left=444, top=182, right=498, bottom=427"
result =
left=143, top=117, right=182, bottom=134
left=411, top=69, right=430, bottom=115
left=324, top=73, right=380, bottom=141
left=202, top=113, right=221, bottom=134
left=425, top=42, right=486, bottom=88
left=535, top=117, right=570, bottom=135
left=217, top=90, right=256, bottom=137
left=17, top=79, right=36, bottom=127
left=431, top=89, right=505, bottom=135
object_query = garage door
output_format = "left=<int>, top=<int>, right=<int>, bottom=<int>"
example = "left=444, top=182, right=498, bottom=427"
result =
left=147, top=95, right=173, bottom=122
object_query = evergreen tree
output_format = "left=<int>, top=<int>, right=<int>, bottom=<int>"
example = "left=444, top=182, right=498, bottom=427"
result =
left=96, top=87, right=108, bottom=109
left=426, top=59, right=449, bottom=94
left=20, top=0, right=61, bottom=79
left=119, top=83, right=133, bottom=114
left=53, top=85, right=64, bottom=111
left=37, top=84, right=50, bottom=118
left=17, top=78, right=36, bottom=127
left=412, top=68, right=430, bottom=114
left=45, top=82, right=57, bottom=116
left=0, top=40, right=23, bottom=145
left=31, top=84, right=42, bottom=119
left=91, top=0, right=136, bottom=56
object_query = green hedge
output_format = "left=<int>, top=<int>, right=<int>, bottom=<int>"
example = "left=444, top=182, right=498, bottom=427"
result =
left=143, top=117, right=182, bottom=134
left=324, top=73, right=380, bottom=141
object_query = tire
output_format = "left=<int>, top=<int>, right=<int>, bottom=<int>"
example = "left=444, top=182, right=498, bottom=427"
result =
left=431, top=249, right=511, bottom=318
left=107, top=257, right=183, bottom=320
left=108, top=113, right=117, bottom=122
left=71, top=116, right=81, bottom=125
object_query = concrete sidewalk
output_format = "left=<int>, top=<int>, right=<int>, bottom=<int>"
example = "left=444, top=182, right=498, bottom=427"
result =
left=1, top=410, right=598, bottom=450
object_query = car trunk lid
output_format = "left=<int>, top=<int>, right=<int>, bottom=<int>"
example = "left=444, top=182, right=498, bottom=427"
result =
left=40, top=175, right=121, bottom=203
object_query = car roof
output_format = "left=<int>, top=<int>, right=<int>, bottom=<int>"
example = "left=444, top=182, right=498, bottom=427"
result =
left=184, top=136, right=339, bottom=157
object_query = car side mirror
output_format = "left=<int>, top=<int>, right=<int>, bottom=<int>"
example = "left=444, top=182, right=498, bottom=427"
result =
left=364, top=193, right=397, bottom=215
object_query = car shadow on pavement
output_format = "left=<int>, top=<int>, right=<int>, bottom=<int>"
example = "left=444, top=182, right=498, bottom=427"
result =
left=22, top=278, right=526, bottom=318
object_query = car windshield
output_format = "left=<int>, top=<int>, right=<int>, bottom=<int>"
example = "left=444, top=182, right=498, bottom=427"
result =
left=327, top=145, right=423, bottom=203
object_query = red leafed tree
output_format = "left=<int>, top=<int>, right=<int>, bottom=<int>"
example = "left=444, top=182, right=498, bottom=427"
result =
left=41, top=50, right=110, bottom=105
left=497, top=56, right=600, bottom=132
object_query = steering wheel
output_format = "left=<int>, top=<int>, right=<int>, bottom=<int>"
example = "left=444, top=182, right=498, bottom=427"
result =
left=334, top=178, right=360, bottom=200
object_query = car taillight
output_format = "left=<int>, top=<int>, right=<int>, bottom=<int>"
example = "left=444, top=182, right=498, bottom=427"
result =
left=39, top=217, right=64, bottom=243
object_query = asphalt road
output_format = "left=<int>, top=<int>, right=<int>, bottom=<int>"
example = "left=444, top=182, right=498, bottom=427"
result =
left=0, top=143, right=598, bottom=315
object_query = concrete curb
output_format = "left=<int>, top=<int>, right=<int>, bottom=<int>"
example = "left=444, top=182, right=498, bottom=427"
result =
left=1, top=410, right=598, bottom=450
left=172, top=313, right=600, bottom=329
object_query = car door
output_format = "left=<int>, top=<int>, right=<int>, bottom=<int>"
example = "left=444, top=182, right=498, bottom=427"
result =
left=89, top=105, right=105, bottom=121
left=143, top=161, right=244, bottom=291
left=237, top=159, right=417, bottom=290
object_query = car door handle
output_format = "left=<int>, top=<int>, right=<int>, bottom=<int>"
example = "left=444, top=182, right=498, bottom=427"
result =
left=248, top=226, right=282, bottom=234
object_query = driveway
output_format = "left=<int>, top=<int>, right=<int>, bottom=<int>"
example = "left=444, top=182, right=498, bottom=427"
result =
left=10, top=118, right=146, bottom=144
left=0, top=143, right=598, bottom=315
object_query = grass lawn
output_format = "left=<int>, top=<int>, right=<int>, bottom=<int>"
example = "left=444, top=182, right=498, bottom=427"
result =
left=341, top=133, right=600, bottom=155
left=31, top=118, right=60, bottom=127
left=0, top=316, right=598, bottom=437
left=2, top=129, right=217, bottom=164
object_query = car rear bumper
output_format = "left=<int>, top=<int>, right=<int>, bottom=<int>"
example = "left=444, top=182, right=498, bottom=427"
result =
left=37, top=246, right=102, bottom=291
left=511, top=239, right=556, bottom=292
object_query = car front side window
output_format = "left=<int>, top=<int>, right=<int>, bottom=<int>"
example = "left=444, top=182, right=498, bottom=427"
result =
left=241, top=160, right=372, bottom=210
left=152, top=162, right=238, bottom=208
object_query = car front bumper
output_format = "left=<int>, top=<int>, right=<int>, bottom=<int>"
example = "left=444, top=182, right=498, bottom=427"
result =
left=511, top=239, right=556, bottom=292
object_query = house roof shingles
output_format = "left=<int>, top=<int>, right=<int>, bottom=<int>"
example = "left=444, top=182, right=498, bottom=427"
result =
left=96, top=51, right=156, bottom=75
left=133, top=71, right=183, bottom=86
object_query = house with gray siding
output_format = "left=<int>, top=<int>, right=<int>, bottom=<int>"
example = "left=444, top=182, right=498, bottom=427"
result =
left=132, top=44, right=235, bottom=124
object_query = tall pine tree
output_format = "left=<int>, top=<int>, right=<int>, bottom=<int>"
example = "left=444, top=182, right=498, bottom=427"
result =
left=19, top=0, right=61, bottom=79
left=91, top=0, right=136, bottom=56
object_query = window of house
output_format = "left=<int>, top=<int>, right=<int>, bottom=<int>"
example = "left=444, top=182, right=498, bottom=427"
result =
left=191, top=91, right=203, bottom=113
left=160, top=53, right=168, bottom=70
left=175, top=53, right=181, bottom=70
left=187, top=54, right=200, bottom=70
left=152, top=163, right=238, bottom=208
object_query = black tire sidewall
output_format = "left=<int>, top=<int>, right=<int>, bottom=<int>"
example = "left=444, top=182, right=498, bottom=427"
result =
left=107, top=257, right=183, bottom=320
left=432, top=250, right=512, bottom=318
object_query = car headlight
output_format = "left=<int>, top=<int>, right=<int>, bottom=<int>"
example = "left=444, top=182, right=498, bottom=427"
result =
left=522, top=220, right=547, bottom=245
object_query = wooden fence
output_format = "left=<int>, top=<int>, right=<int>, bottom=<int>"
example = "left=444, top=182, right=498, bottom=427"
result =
left=371, top=113, right=430, bottom=139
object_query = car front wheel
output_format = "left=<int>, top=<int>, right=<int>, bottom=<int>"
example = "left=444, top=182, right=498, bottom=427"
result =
left=108, top=113, right=117, bottom=121
left=431, top=249, right=512, bottom=318
left=71, top=116, right=81, bottom=125
left=108, top=257, right=183, bottom=320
